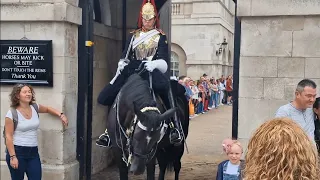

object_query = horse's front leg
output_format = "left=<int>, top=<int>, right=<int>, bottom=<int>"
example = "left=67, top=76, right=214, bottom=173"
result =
left=114, top=149, right=129, bottom=180
left=146, top=157, right=156, bottom=180
left=118, top=162, right=129, bottom=180
left=173, top=160, right=181, bottom=180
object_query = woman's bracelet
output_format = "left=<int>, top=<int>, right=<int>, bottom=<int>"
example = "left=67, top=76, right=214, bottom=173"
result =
left=10, top=155, right=16, bottom=159
left=59, top=112, right=64, bottom=118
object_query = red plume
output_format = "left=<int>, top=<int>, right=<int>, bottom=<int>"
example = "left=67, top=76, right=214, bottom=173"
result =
left=137, top=0, right=160, bottom=29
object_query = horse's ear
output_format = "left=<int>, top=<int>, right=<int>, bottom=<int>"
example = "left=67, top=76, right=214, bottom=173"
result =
left=159, top=108, right=177, bottom=121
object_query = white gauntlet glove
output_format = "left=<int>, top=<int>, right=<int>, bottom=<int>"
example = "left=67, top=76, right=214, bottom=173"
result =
left=110, top=59, right=130, bottom=84
left=117, top=59, right=129, bottom=73
left=144, top=59, right=168, bottom=73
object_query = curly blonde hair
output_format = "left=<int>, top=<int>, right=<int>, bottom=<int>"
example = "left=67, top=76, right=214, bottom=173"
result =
left=9, top=84, right=36, bottom=108
left=244, top=118, right=320, bottom=180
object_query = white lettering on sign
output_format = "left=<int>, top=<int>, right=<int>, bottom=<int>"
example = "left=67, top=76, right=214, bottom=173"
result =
left=21, top=61, right=32, bottom=66
left=14, top=61, right=21, bottom=65
left=2, top=54, right=20, bottom=60
left=13, top=68, right=27, bottom=72
left=7, top=46, right=39, bottom=54
left=1, top=42, right=52, bottom=83
left=21, top=55, right=31, bottom=60
left=2, top=68, right=13, bottom=72
left=11, top=73, right=26, bottom=79
left=35, top=69, right=46, bottom=73
left=33, top=55, right=44, bottom=60
left=27, top=69, right=34, bottom=73
left=27, top=74, right=36, bottom=79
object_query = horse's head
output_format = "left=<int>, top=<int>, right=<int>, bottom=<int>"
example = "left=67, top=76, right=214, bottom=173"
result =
left=128, top=105, right=176, bottom=175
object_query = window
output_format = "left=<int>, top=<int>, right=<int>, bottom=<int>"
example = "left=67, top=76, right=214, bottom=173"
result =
left=170, top=52, right=179, bottom=77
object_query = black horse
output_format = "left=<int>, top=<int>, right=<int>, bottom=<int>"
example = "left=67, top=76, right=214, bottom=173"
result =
left=146, top=80, right=189, bottom=180
left=107, top=73, right=179, bottom=180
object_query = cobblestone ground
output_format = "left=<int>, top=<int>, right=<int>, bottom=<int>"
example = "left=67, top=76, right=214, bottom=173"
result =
left=92, top=105, right=232, bottom=180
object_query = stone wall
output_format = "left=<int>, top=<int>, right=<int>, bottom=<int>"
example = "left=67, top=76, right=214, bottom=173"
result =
left=238, top=0, right=320, bottom=152
left=172, top=0, right=235, bottom=79
left=0, top=0, right=81, bottom=179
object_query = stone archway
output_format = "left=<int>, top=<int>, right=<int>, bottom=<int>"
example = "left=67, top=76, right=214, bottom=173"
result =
left=171, top=43, right=187, bottom=77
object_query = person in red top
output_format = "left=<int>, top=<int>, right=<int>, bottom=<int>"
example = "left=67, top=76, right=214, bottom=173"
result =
left=226, top=75, right=233, bottom=105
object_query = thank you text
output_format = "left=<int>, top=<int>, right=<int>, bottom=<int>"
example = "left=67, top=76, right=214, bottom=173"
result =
left=1, top=40, right=53, bottom=86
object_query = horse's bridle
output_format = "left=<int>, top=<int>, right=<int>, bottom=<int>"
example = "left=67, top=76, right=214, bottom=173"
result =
left=113, top=64, right=164, bottom=166
left=114, top=91, right=163, bottom=166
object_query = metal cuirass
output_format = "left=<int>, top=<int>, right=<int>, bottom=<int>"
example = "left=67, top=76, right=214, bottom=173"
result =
left=134, top=31, right=160, bottom=61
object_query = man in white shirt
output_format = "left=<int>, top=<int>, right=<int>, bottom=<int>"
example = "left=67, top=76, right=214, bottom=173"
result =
left=275, top=79, right=317, bottom=143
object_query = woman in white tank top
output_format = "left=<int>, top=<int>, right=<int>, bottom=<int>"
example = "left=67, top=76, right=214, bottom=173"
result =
left=4, top=84, right=68, bottom=180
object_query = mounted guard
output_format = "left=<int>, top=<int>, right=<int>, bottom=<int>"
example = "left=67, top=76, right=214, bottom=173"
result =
left=96, top=0, right=184, bottom=148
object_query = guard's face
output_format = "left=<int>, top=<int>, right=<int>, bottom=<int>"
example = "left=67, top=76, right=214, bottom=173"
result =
left=142, top=17, right=155, bottom=30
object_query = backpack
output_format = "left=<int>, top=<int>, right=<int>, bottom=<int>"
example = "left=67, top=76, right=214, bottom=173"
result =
left=3, top=103, right=39, bottom=144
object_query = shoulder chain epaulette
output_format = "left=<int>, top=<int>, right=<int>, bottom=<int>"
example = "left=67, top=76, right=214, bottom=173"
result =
left=156, top=28, right=165, bottom=35
left=130, top=28, right=141, bottom=34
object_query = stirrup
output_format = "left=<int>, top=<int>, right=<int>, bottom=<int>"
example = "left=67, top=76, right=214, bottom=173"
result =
left=169, top=128, right=183, bottom=145
left=95, top=132, right=112, bottom=148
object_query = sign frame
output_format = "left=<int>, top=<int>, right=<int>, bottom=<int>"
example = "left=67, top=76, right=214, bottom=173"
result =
left=0, top=40, right=53, bottom=87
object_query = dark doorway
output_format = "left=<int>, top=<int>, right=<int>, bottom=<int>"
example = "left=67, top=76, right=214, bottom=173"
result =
left=77, top=0, right=171, bottom=179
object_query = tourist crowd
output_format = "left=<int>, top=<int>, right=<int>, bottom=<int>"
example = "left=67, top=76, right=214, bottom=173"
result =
left=177, top=74, right=233, bottom=119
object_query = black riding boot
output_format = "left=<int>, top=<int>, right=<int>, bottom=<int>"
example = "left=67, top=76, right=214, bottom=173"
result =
left=96, top=129, right=112, bottom=148
left=166, top=86, right=183, bottom=145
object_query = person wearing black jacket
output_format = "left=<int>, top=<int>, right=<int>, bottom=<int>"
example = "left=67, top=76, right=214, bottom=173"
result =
left=313, top=97, right=320, bottom=152
left=95, top=0, right=183, bottom=148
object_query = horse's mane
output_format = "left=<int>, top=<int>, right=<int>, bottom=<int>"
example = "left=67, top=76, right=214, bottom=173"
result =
left=121, top=74, right=156, bottom=110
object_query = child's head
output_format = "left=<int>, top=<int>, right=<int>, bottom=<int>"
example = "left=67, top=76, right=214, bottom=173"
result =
left=222, top=138, right=243, bottom=164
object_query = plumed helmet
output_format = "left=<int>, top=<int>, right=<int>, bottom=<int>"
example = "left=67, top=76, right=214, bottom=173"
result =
left=138, top=0, right=159, bottom=28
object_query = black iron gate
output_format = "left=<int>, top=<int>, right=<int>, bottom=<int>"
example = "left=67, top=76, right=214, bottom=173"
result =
left=77, top=0, right=94, bottom=179
left=232, top=0, right=241, bottom=139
